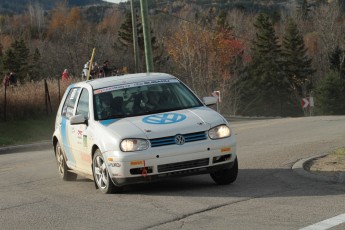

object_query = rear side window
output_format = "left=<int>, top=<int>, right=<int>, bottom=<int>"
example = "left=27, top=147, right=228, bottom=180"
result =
left=62, top=88, right=81, bottom=119
left=76, top=89, right=90, bottom=119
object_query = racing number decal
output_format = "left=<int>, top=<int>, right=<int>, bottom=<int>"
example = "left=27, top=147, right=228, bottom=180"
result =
left=142, top=113, right=186, bottom=125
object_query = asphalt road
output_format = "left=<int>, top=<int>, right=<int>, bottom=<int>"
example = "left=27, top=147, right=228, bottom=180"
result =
left=0, top=116, right=345, bottom=230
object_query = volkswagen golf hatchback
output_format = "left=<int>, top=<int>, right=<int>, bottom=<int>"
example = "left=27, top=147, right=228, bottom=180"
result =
left=53, top=72, right=238, bottom=193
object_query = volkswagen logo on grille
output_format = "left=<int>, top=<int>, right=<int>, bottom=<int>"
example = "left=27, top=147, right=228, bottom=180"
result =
left=175, top=135, right=185, bottom=145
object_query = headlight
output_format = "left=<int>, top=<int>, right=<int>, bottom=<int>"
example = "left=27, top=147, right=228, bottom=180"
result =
left=120, top=139, right=149, bottom=152
left=208, top=125, right=231, bottom=139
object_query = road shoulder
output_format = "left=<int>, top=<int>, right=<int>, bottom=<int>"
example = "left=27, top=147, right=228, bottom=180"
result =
left=293, top=150, right=345, bottom=184
left=0, top=140, right=51, bottom=155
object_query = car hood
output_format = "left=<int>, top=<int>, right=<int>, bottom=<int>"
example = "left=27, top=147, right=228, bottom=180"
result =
left=100, top=107, right=226, bottom=139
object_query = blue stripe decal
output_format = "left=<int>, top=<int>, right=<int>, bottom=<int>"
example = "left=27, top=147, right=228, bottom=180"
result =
left=99, top=119, right=119, bottom=126
left=61, top=118, right=75, bottom=163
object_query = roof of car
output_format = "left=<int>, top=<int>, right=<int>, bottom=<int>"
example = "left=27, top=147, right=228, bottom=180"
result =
left=84, top=72, right=178, bottom=90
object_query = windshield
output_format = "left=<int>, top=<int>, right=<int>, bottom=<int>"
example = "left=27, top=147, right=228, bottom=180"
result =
left=93, top=79, right=203, bottom=120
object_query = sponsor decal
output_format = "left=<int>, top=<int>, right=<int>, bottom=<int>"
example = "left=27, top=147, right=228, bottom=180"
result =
left=130, top=160, right=144, bottom=166
left=81, top=154, right=92, bottom=163
left=142, top=113, right=186, bottom=125
left=94, top=79, right=179, bottom=94
left=77, top=130, right=83, bottom=139
left=83, top=135, right=87, bottom=147
left=112, top=173, right=122, bottom=177
left=221, top=147, right=231, bottom=153
left=109, top=163, right=121, bottom=167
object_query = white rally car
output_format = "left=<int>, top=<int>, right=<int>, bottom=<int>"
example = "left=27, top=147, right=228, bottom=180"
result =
left=53, top=72, right=238, bottom=193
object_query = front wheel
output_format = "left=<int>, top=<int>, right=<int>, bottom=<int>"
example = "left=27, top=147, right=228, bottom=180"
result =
left=210, top=158, right=238, bottom=185
left=55, top=142, right=77, bottom=181
left=92, top=149, right=122, bottom=194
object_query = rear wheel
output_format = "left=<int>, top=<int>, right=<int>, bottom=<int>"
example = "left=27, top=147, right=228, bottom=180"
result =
left=92, top=149, right=122, bottom=194
left=210, top=158, right=238, bottom=185
left=55, top=142, right=77, bottom=181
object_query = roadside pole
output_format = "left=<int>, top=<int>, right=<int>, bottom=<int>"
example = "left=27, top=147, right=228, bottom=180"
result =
left=58, top=75, right=61, bottom=102
left=131, top=0, right=140, bottom=73
left=4, top=83, right=6, bottom=121
left=140, top=0, right=153, bottom=73
left=87, top=48, right=96, bottom=80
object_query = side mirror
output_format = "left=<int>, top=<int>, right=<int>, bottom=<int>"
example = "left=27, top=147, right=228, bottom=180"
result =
left=203, top=96, right=217, bottom=106
left=70, top=114, right=87, bottom=125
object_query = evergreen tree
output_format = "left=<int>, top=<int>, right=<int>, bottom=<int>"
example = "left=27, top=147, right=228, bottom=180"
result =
left=13, top=39, right=30, bottom=78
left=250, top=13, right=284, bottom=89
left=315, top=71, right=345, bottom=115
left=117, top=11, right=157, bottom=52
left=297, top=0, right=311, bottom=20
left=118, top=12, right=143, bottom=49
left=242, top=13, right=292, bottom=116
left=3, top=49, right=17, bottom=74
left=29, top=48, right=41, bottom=81
left=117, top=11, right=158, bottom=71
left=282, top=18, right=314, bottom=98
left=3, top=39, right=31, bottom=82
left=0, top=42, right=3, bottom=75
left=329, top=45, right=345, bottom=79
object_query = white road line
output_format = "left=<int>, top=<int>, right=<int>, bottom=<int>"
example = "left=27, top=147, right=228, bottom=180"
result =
left=300, top=213, right=345, bottom=230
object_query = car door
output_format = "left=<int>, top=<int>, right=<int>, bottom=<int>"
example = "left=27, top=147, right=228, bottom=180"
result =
left=60, top=87, right=81, bottom=169
left=69, top=88, right=92, bottom=173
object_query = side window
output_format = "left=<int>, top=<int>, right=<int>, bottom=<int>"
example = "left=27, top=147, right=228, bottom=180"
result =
left=62, top=88, right=81, bottom=119
left=76, top=89, right=90, bottom=119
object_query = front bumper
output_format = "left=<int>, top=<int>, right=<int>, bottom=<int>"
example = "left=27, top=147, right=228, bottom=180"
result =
left=104, top=135, right=236, bottom=186
left=111, top=160, right=235, bottom=186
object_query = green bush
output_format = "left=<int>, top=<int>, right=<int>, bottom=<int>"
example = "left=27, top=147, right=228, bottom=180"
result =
left=315, top=71, right=345, bottom=115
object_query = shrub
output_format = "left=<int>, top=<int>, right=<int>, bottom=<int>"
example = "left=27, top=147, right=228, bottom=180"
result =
left=314, top=71, right=345, bottom=115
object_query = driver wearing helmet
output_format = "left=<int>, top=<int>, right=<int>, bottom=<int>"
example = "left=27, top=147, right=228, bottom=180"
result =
left=145, top=85, right=162, bottom=111
left=99, top=93, right=113, bottom=118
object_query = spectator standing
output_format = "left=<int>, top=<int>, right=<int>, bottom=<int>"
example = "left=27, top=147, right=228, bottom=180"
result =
left=82, top=61, right=90, bottom=80
left=62, top=69, right=70, bottom=82
left=102, top=60, right=111, bottom=77
left=8, top=72, right=17, bottom=86
left=98, top=69, right=104, bottom=78
left=91, top=62, right=99, bottom=79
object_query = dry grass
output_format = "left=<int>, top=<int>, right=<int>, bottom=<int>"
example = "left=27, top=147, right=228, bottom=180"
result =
left=308, top=147, right=345, bottom=176
left=332, top=148, right=345, bottom=163
left=0, top=79, right=71, bottom=120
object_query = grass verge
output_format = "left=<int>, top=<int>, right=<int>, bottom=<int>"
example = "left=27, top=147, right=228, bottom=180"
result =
left=333, top=147, right=345, bottom=156
left=0, top=115, right=55, bottom=147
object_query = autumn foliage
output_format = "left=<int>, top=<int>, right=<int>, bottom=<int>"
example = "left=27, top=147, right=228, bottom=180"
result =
left=166, top=23, right=245, bottom=113
left=1, top=1, right=345, bottom=119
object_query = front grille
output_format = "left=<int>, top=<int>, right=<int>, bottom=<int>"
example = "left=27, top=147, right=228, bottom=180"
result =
left=150, top=131, right=207, bottom=147
left=158, top=158, right=209, bottom=173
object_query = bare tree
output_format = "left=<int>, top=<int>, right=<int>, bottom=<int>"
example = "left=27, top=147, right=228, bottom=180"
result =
left=309, top=2, right=345, bottom=82
left=28, top=2, right=45, bottom=38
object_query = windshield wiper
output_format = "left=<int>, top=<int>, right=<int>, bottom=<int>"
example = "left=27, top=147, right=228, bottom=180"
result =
left=100, top=114, right=126, bottom=120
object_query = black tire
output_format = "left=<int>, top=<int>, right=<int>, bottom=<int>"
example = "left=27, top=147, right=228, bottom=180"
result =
left=210, top=158, right=238, bottom=185
left=92, top=149, right=121, bottom=194
left=55, top=142, right=77, bottom=181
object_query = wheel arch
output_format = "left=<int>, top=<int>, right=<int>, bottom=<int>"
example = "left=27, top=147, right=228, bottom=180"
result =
left=53, top=136, right=58, bottom=151
left=91, top=144, right=100, bottom=159
left=53, top=136, right=67, bottom=161
left=91, top=144, right=100, bottom=189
